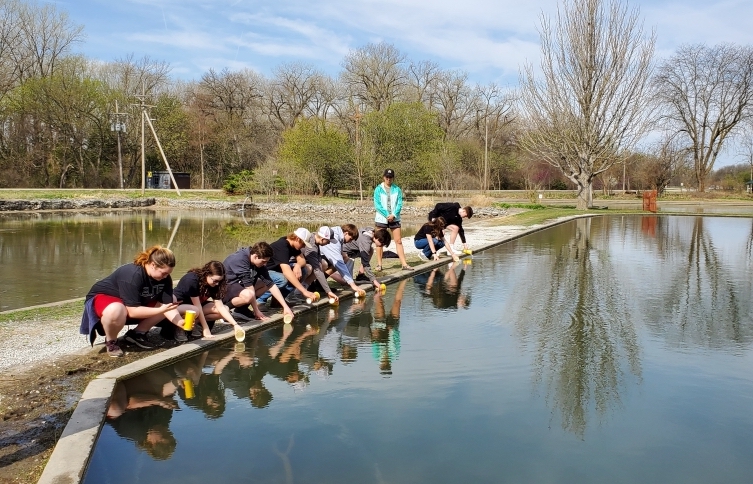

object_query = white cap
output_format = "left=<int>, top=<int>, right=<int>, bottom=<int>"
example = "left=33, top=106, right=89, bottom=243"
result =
left=317, top=226, right=336, bottom=243
left=293, top=228, right=313, bottom=248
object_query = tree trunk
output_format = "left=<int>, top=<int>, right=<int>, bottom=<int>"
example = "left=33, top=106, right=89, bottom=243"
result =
left=570, top=173, right=593, bottom=210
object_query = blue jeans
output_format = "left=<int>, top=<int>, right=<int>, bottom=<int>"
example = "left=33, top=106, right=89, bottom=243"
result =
left=257, top=264, right=309, bottom=304
left=414, top=237, right=445, bottom=258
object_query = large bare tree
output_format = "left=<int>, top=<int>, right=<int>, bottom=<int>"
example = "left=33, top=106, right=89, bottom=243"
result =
left=341, top=42, right=406, bottom=112
left=655, top=44, right=753, bottom=192
left=519, top=0, right=655, bottom=209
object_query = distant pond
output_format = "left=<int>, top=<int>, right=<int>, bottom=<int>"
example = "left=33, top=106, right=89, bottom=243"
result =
left=0, top=210, right=416, bottom=312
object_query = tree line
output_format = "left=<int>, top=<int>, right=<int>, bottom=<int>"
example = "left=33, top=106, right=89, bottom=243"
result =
left=2, top=0, right=753, bottom=207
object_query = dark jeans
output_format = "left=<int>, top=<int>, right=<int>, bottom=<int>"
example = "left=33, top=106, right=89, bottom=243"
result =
left=414, top=237, right=445, bottom=258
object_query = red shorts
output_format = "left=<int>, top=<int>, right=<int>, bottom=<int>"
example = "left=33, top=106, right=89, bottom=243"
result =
left=92, top=295, right=160, bottom=318
left=93, top=294, right=124, bottom=318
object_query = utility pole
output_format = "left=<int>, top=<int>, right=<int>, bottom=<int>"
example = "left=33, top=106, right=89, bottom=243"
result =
left=351, top=104, right=363, bottom=200
left=110, top=101, right=128, bottom=189
left=133, top=82, right=181, bottom=196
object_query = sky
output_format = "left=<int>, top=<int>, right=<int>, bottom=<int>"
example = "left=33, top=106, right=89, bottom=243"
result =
left=56, top=0, right=753, bottom=86
left=53, top=0, right=753, bottom=167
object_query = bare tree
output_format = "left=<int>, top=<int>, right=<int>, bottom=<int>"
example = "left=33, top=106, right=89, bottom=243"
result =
left=406, top=59, right=440, bottom=107
left=474, top=83, right=515, bottom=191
left=264, top=61, right=324, bottom=130
left=519, top=0, right=655, bottom=209
left=656, top=44, right=753, bottom=192
left=341, top=42, right=406, bottom=112
left=433, top=70, right=475, bottom=141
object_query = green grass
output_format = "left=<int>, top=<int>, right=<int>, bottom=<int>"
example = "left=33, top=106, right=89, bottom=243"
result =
left=0, top=300, right=83, bottom=325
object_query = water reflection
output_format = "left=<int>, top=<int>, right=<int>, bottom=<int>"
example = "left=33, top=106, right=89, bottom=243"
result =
left=642, top=216, right=753, bottom=347
left=413, top=261, right=471, bottom=310
left=513, top=217, right=641, bottom=437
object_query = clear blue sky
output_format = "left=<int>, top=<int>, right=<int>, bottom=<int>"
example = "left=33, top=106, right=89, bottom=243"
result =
left=57, top=0, right=753, bottom=85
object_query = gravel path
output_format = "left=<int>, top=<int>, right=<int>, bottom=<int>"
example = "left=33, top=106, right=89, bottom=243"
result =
left=0, top=216, right=533, bottom=373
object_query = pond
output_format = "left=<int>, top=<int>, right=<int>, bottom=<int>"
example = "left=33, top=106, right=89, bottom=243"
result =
left=0, top=211, right=412, bottom=311
left=82, top=215, right=753, bottom=484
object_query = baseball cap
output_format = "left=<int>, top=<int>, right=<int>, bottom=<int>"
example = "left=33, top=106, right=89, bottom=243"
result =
left=317, top=226, right=336, bottom=243
left=293, top=228, right=313, bottom=248
left=383, top=168, right=395, bottom=178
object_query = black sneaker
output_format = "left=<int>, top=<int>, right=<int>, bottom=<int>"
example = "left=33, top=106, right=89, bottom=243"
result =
left=174, top=330, right=188, bottom=343
left=233, top=306, right=255, bottom=321
left=285, top=290, right=307, bottom=306
left=124, top=330, right=157, bottom=350
left=354, top=273, right=370, bottom=282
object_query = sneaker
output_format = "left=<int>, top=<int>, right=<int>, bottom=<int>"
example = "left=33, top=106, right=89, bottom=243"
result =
left=124, top=329, right=157, bottom=350
left=233, top=306, right=256, bottom=321
left=354, top=273, right=370, bottom=282
left=417, top=251, right=429, bottom=261
left=105, top=340, right=124, bottom=358
left=285, top=290, right=307, bottom=306
left=175, top=330, right=188, bottom=343
left=191, top=326, right=203, bottom=338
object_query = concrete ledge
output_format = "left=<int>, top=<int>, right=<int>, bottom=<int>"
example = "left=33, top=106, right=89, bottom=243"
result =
left=37, top=213, right=592, bottom=484
left=37, top=378, right=117, bottom=484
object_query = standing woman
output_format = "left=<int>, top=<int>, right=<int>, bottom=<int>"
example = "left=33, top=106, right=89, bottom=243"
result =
left=80, top=245, right=182, bottom=357
left=171, top=261, right=243, bottom=340
left=373, top=168, right=412, bottom=271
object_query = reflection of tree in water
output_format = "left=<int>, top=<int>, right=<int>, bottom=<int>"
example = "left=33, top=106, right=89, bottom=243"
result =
left=514, top=217, right=641, bottom=437
left=646, top=216, right=753, bottom=347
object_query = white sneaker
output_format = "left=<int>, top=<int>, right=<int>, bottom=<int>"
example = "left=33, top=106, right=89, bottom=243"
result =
left=418, top=251, right=429, bottom=261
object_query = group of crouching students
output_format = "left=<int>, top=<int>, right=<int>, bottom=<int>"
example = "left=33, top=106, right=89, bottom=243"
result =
left=80, top=225, right=393, bottom=358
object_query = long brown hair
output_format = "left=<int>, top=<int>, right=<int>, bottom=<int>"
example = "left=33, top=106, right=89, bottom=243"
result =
left=188, top=260, right=227, bottom=300
left=427, top=217, right=446, bottom=238
left=133, top=245, right=175, bottom=268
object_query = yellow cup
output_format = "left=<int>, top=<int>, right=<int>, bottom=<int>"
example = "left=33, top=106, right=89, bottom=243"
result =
left=354, top=290, right=365, bottom=298
left=463, top=249, right=473, bottom=255
left=183, top=310, right=196, bottom=331
left=380, top=283, right=387, bottom=293
left=183, top=379, right=195, bottom=399
left=329, top=297, right=339, bottom=306
left=234, top=327, right=246, bottom=342
left=283, top=313, right=294, bottom=324
left=306, top=291, right=321, bottom=304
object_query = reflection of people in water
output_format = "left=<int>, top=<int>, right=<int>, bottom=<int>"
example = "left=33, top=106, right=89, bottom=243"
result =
left=176, top=349, right=227, bottom=419
left=413, top=262, right=470, bottom=310
left=371, top=279, right=407, bottom=375
left=106, top=369, right=179, bottom=460
left=218, top=333, right=275, bottom=409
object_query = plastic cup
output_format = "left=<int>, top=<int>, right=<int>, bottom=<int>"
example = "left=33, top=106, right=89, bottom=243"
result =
left=380, top=283, right=387, bottom=293
left=354, top=290, right=365, bottom=298
left=306, top=291, right=321, bottom=304
left=283, top=313, right=294, bottom=324
left=234, top=327, right=246, bottom=342
left=329, top=297, right=339, bottom=306
left=463, top=249, right=473, bottom=255
left=183, top=310, right=196, bottom=330
left=183, top=379, right=195, bottom=399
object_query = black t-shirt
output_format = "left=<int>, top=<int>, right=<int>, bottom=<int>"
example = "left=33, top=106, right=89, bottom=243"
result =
left=174, top=271, right=218, bottom=304
left=266, top=237, right=300, bottom=273
left=86, top=263, right=173, bottom=306
left=414, top=223, right=444, bottom=242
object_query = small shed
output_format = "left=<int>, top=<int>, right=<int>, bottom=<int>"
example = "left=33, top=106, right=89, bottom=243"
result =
left=147, top=171, right=190, bottom=189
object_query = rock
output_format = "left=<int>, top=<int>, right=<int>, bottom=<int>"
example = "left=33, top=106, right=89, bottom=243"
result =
left=0, top=198, right=156, bottom=212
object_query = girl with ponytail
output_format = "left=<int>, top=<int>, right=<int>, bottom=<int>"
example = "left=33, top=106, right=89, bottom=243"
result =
left=80, top=245, right=183, bottom=357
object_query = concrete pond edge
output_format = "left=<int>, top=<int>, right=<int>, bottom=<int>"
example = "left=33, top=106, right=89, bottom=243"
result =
left=37, top=213, right=593, bottom=484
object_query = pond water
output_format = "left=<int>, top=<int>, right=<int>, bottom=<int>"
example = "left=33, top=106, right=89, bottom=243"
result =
left=82, top=215, right=753, bottom=484
left=0, top=211, right=411, bottom=311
